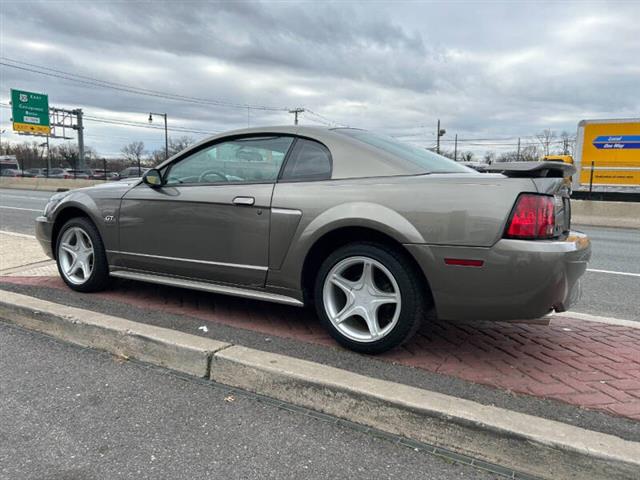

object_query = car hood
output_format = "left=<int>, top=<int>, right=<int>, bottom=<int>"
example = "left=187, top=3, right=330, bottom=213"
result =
left=64, top=178, right=142, bottom=199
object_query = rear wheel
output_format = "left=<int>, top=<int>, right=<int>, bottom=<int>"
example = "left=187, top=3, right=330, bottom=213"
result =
left=56, top=217, right=110, bottom=292
left=315, top=242, right=426, bottom=354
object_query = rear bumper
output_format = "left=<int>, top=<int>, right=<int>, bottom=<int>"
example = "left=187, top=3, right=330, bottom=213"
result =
left=405, top=231, right=591, bottom=322
left=35, top=216, right=54, bottom=259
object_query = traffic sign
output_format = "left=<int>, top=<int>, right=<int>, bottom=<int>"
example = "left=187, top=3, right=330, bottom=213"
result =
left=11, top=89, right=51, bottom=135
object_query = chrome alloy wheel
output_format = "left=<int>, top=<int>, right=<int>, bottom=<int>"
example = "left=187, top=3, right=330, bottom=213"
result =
left=58, top=227, right=95, bottom=285
left=322, top=256, right=401, bottom=343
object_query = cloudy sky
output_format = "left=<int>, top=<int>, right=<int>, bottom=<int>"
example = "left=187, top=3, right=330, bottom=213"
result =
left=1, top=0, right=639, bottom=158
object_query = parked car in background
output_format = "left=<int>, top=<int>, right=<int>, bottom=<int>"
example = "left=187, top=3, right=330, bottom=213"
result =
left=0, top=155, right=20, bottom=175
left=25, top=168, right=47, bottom=177
left=117, top=166, right=149, bottom=179
left=0, top=168, right=21, bottom=177
left=48, top=168, right=72, bottom=179
left=90, top=169, right=118, bottom=180
left=66, top=169, right=93, bottom=179
left=35, top=126, right=591, bottom=354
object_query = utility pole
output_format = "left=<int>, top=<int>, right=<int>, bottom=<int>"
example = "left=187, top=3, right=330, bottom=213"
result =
left=42, top=136, right=50, bottom=176
left=454, top=134, right=458, bottom=161
left=73, top=109, right=85, bottom=168
left=149, top=112, right=169, bottom=160
left=289, top=108, right=304, bottom=125
left=517, top=137, right=521, bottom=161
left=436, top=119, right=446, bottom=154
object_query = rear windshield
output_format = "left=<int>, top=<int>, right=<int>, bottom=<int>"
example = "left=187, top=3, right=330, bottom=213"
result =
left=334, top=128, right=475, bottom=174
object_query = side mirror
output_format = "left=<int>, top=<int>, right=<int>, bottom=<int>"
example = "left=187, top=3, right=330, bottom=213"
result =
left=142, top=168, right=163, bottom=188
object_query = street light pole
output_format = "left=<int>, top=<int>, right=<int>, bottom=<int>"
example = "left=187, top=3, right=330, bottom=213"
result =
left=436, top=119, right=446, bottom=154
left=149, top=112, right=169, bottom=160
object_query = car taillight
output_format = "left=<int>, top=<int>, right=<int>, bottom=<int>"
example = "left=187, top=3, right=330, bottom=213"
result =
left=505, top=194, right=555, bottom=239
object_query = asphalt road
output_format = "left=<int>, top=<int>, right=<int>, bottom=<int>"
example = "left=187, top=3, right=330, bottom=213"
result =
left=1, top=187, right=638, bottom=320
left=0, top=323, right=499, bottom=480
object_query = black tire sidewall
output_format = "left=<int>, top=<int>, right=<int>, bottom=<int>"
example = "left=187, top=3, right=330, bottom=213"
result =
left=314, top=242, right=424, bottom=354
left=56, top=217, right=110, bottom=292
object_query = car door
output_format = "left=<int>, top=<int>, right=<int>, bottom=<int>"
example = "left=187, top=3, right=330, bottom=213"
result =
left=117, top=135, right=295, bottom=287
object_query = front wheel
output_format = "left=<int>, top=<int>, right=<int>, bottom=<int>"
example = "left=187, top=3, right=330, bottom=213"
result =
left=56, top=217, right=110, bottom=292
left=314, top=243, right=427, bottom=354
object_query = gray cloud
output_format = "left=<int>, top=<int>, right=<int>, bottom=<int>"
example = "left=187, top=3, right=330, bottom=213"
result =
left=1, top=0, right=638, bottom=157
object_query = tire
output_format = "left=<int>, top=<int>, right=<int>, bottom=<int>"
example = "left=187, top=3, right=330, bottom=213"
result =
left=55, top=217, right=110, bottom=292
left=314, top=242, right=427, bottom=354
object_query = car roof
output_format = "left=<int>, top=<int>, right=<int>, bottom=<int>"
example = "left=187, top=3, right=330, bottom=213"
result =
left=156, top=125, right=430, bottom=179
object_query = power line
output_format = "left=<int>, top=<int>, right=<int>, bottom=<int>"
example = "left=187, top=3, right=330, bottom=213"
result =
left=0, top=103, right=219, bottom=136
left=304, top=109, right=347, bottom=127
left=83, top=115, right=219, bottom=135
left=0, top=57, right=289, bottom=112
left=1, top=57, right=348, bottom=127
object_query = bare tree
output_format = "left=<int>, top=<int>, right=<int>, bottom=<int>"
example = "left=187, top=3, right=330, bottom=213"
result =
left=497, top=144, right=540, bottom=162
left=148, top=149, right=166, bottom=166
left=168, top=136, right=196, bottom=156
left=536, top=129, right=556, bottom=156
left=147, top=136, right=196, bottom=165
left=121, top=141, right=146, bottom=169
left=559, top=131, right=575, bottom=155
left=51, top=143, right=96, bottom=169
left=438, top=149, right=456, bottom=160
left=459, top=152, right=474, bottom=162
left=483, top=151, right=496, bottom=164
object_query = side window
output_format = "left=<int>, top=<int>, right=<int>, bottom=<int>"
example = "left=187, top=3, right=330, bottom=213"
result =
left=164, top=136, right=294, bottom=185
left=280, top=138, right=332, bottom=181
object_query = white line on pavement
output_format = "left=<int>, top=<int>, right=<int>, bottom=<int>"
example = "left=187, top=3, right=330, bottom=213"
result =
left=586, top=268, right=640, bottom=278
left=0, top=206, right=42, bottom=212
left=0, top=194, right=48, bottom=200
left=0, top=230, right=36, bottom=238
left=555, top=311, right=640, bottom=329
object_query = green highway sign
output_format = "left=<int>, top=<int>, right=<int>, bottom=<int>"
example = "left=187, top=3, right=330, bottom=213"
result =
left=11, top=88, right=50, bottom=135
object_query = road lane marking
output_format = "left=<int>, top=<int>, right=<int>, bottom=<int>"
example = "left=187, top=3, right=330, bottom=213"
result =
left=0, top=206, right=41, bottom=212
left=0, top=230, right=36, bottom=238
left=0, top=194, right=48, bottom=200
left=586, top=268, right=640, bottom=278
left=555, top=311, right=639, bottom=328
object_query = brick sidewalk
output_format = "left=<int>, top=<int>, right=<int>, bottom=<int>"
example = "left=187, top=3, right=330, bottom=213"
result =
left=2, top=275, right=640, bottom=421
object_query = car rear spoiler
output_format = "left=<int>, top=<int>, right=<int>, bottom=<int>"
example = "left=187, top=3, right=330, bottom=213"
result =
left=483, top=161, right=576, bottom=178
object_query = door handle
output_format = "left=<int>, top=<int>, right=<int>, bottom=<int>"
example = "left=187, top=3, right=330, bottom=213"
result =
left=233, top=196, right=255, bottom=206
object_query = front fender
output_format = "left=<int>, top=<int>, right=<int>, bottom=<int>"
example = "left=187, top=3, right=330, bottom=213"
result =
left=48, top=192, right=120, bottom=253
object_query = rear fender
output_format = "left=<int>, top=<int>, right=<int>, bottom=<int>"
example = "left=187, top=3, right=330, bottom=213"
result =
left=300, top=202, right=425, bottom=248
left=267, top=202, right=423, bottom=295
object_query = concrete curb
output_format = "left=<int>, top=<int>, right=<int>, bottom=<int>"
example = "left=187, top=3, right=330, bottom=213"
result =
left=1, top=291, right=639, bottom=479
left=0, top=291, right=229, bottom=377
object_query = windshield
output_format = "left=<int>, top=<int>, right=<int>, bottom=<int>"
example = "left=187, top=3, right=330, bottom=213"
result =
left=334, top=129, right=476, bottom=174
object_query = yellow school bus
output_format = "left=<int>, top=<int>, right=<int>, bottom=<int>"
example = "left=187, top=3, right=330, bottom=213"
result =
left=574, top=118, right=640, bottom=189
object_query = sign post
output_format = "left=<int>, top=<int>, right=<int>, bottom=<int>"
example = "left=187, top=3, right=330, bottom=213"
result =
left=11, top=89, right=51, bottom=135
